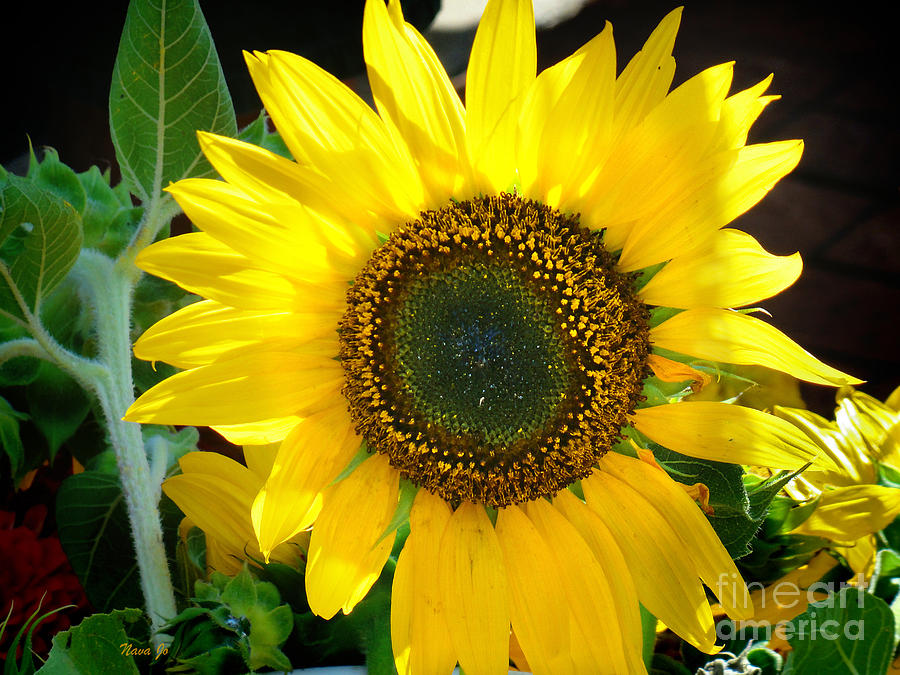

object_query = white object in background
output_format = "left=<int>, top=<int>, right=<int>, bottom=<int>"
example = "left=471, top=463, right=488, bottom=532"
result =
left=431, top=0, right=592, bottom=32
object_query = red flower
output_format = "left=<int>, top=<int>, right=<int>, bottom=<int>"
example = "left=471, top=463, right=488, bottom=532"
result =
left=0, top=504, right=89, bottom=660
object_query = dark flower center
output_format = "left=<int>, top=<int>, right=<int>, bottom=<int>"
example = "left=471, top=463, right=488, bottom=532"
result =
left=339, top=194, right=650, bottom=507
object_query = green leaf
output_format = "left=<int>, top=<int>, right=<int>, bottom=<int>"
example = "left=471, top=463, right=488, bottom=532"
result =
left=870, top=548, right=900, bottom=648
left=109, top=0, right=237, bottom=204
left=38, top=608, right=144, bottom=675
left=0, top=395, right=28, bottom=479
left=56, top=471, right=142, bottom=612
left=0, top=176, right=83, bottom=321
left=782, top=587, right=894, bottom=675
left=26, top=362, right=91, bottom=461
left=56, top=471, right=183, bottom=613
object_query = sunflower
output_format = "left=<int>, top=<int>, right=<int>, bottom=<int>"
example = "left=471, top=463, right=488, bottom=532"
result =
left=127, top=0, right=860, bottom=671
left=773, top=386, right=900, bottom=574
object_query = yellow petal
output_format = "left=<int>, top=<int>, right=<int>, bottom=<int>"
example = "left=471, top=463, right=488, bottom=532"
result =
left=834, top=535, right=877, bottom=576
left=551, top=490, right=645, bottom=672
left=162, top=452, right=257, bottom=556
left=836, top=387, right=900, bottom=461
left=593, top=61, right=736, bottom=250
left=773, top=406, right=873, bottom=484
left=526, top=497, right=646, bottom=672
left=598, top=452, right=753, bottom=620
left=251, top=405, right=361, bottom=559
left=363, top=0, right=469, bottom=204
left=495, top=505, right=572, bottom=674
left=639, top=229, right=802, bottom=308
left=133, top=299, right=339, bottom=370
left=617, top=139, right=803, bottom=271
left=392, top=490, right=456, bottom=675
left=466, top=0, right=536, bottom=193
left=613, top=8, right=681, bottom=139
left=244, top=49, right=424, bottom=220
left=438, top=502, right=509, bottom=675
left=124, top=350, right=344, bottom=426
left=519, top=23, right=616, bottom=209
left=633, top=402, right=839, bottom=470
left=242, top=442, right=280, bottom=481
left=581, top=471, right=719, bottom=653
left=305, top=453, right=398, bottom=619
left=647, top=353, right=712, bottom=390
left=196, top=131, right=396, bottom=234
left=136, top=232, right=317, bottom=311
left=791, top=485, right=900, bottom=545
left=166, top=178, right=373, bottom=283
left=651, top=308, right=861, bottom=386
left=716, top=75, right=778, bottom=151
left=212, top=416, right=304, bottom=445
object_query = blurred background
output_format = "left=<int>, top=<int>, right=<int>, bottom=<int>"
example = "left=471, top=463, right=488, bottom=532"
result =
left=3, top=0, right=897, bottom=415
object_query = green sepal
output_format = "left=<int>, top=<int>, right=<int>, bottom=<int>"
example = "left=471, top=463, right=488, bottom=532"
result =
left=377, top=477, right=418, bottom=545
left=166, top=565, right=294, bottom=673
left=654, top=448, right=804, bottom=559
left=648, top=306, right=683, bottom=328
left=237, top=111, right=292, bottom=160
left=26, top=147, right=86, bottom=214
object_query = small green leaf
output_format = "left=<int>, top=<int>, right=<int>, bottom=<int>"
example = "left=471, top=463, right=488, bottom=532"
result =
left=26, top=362, right=91, bottom=461
left=0, top=177, right=83, bottom=321
left=27, top=147, right=86, bottom=215
left=782, top=587, right=894, bottom=675
left=109, top=0, right=237, bottom=204
left=38, top=608, right=144, bottom=675
left=0, top=395, right=28, bottom=478
left=76, top=166, right=142, bottom=255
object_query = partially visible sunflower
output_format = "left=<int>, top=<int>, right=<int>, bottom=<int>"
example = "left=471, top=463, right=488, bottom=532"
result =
left=163, top=444, right=307, bottom=576
left=774, top=385, right=900, bottom=574
left=127, top=1, right=860, bottom=671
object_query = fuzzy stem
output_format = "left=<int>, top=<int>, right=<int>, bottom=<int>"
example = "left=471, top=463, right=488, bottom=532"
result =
left=72, top=249, right=177, bottom=636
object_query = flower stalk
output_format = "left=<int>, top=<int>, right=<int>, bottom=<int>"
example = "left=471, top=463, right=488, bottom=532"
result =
left=18, top=226, right=180, bottom=640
